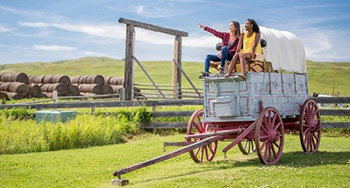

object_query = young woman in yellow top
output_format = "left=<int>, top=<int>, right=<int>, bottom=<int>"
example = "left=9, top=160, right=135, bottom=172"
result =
left=225, top=19, right=262, bottom=79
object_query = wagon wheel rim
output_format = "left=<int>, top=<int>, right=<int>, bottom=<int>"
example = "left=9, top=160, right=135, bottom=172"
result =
left=255, top=107, right=284, bottom=165
left=238, top=139, right=256, bottom=155
left=299, top=99, right=321, bottom=153
left=187, top=109, right=218, bottom=163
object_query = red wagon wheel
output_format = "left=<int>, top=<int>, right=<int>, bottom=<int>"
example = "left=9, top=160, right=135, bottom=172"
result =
left=255, top=107, right=284, bottom=165
left=299, top=99, right=321, bottom=153
left=238, top=139, right=256, bottom=155
left=186, top=109, right=218, bottom=163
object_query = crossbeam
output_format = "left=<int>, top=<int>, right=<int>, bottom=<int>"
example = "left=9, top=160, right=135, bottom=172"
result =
left=119, top=18, right=188, bottom=37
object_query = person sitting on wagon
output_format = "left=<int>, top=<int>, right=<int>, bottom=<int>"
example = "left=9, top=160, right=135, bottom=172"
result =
left=198, top=21, right=240, bottom=78
left=225, top=19, right=262, bottom=79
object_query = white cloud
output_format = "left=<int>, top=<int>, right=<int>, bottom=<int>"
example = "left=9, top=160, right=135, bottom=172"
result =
left=33, top=45, right=77, bottom=51
left=0, top=5, right=43, bottom=17
left=0, top=24, right=12, bottom=33
left=18, top=21, right=49, bottom=28
left=82, top=51, right=106, bottom=57
left=19, top=21, right=125, bottom=40
left=131, top=4, right=195, bottom=18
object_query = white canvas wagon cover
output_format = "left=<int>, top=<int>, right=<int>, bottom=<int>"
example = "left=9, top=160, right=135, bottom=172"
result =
left=259, top=27, right=306, bottom=73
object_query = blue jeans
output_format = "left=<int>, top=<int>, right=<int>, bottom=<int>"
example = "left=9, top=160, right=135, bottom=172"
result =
left=204, top=46, right=233, bottom=72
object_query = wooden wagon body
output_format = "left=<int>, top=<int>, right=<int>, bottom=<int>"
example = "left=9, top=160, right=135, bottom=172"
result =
left=203, top=72, right=308, bottom=122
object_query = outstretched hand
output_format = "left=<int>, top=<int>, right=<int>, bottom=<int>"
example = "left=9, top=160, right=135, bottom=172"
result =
left=198, top=24, right=205, bottom=29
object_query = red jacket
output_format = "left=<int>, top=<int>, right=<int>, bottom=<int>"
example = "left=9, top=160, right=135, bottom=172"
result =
left=204, top=26, right=239, bottom=56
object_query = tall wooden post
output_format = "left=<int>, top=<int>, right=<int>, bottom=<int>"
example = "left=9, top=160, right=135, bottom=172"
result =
left=173, top=35, right=182, bottom=99
left=124, top=24, right=135, bottom=101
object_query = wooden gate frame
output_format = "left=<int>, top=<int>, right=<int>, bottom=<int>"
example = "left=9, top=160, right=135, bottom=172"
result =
left=119, top=18, right=188, bottom=100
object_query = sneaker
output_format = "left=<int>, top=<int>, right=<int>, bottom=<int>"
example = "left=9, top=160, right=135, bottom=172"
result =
left=199, top=71, right=209, bottom=79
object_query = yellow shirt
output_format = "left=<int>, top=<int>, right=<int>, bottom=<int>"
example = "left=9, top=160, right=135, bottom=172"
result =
left=242, top=32, right=262, bottom=55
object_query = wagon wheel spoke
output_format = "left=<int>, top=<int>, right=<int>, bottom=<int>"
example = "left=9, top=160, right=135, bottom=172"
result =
left=311, top=134, right=316, bottom=150
left=194, top=147, right=200, bottom=156
left=271, top=143, right=277, bottom=159
left=268, top=144, right=272, bottom=163
left=272, top=113, right=278, bottom=127
left=200, top=147, right=204, bottom=161
left=204, top=146, right=209, bottom=161
left=273, top=142, right=280, bottom=150
left=268, top=111, right=272, bottom=130
left=313, top=133, right=319, bottom=142
left=273, top=122, right=281, bottom=132
left=192, top=122, right=202, bottom=133
left=196, top=114, right=203, bottom=131
left=261, top=126, right=269, bottom=135
left=260, top=139, right=268, bottom=151
left=207, top=143, right=215, bottom=154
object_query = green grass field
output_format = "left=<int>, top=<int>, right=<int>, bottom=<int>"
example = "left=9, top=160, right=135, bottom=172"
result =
left=0, top=133, right=349, bottom=188
left=0, top=57, right=349, bottom=95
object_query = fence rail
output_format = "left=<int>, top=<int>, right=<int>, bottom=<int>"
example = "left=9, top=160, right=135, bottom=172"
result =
left=0, top=97, right=349, bottom=129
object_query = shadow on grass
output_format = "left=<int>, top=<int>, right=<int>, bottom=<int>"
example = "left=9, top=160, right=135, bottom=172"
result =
left=131, top=151, right=350, bottom=185
left=215, top=151, right=350, bottom=168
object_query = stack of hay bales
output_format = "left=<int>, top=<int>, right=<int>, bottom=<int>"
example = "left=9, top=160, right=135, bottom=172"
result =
left=0, top=72, right=45, bottom=99
left=104, top=76, right=144, bottom=99
left=71, top=75, right=113, bottom=97
left=29, top=75, right=79, bottom=98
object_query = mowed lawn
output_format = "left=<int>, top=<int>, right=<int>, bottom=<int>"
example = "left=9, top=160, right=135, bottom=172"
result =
left=1, top=133, right=349, bottom=188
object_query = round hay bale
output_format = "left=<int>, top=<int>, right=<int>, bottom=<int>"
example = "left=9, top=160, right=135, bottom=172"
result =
left=108, top=77, right=124, bottom=85
left=48, top=83, right=68, bottom=96
left=0, top=73, right=12, bottom=82
left=110, top=85, right=123, bottom=94
left=86, top=75, right=104, bottom=85
left=0, top=82, right=11, bottom=91
left=6, top=92, right=23, bottom=100
left=9, top=82, right=29, bottom=96
left=28, top=75, right=37, bottom=83
left=78, top=84, right=103, bottom=94
left=0, top=72, right=29, bottom=84
left=28, top=84, right=41, bottom=97
left=104, top=76, right=112, bottom=85
left=34, top=75, right=45, bottom=83
left=43, top=75, right=54, bottom=83
left=0, top=92, right=9, bottom=100
left=70, top=76, right=81, bottom=84
left=40, top=84, right=51, bottom=92
left=52, top=75, right=71, bottom=85
left=41, top=92, right=53, bottom=98
left=68, top=85, right=80, bottom=96
left=36, top=93, right=48, bottom=98
left=102, top=85, right=113, bottom=94
left=117, top=77, right=124, bottom=85
left=78, top=75, right=89, bottom=84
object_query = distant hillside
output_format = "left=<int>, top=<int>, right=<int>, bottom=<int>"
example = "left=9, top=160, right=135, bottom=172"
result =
left=0, top=57, right=349, bottom=96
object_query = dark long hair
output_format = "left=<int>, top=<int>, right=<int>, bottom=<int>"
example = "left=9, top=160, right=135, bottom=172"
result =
left=231, top=21, right=241, bottom=36
left=247, top=19, right=260, bottom=33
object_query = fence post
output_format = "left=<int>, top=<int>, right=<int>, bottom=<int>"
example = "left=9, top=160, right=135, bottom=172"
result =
left=124, top=24, right=135, bottom=101
left=173, top=35, right=182, bottom=99
left=152, top=105, right=157, bottom=133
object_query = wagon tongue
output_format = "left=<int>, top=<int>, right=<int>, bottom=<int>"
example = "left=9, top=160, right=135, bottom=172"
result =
left=112, top=136, right=220, bottom=186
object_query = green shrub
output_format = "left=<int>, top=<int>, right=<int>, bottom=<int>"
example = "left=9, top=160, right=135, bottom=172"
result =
left=0, top=108, right=33, bottom=120
left=0, top=107, right=151, bottom=155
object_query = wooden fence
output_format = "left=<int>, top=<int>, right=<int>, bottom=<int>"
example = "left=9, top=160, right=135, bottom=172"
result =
left=0, top=97, right=349, bottom=129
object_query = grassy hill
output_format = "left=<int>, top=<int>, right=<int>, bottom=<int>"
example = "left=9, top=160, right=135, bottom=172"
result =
left=0, top=57, right=349, bottom=96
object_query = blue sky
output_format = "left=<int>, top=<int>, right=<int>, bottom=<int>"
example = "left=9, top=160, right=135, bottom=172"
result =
left=0, top=0, right=349, bottom=64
